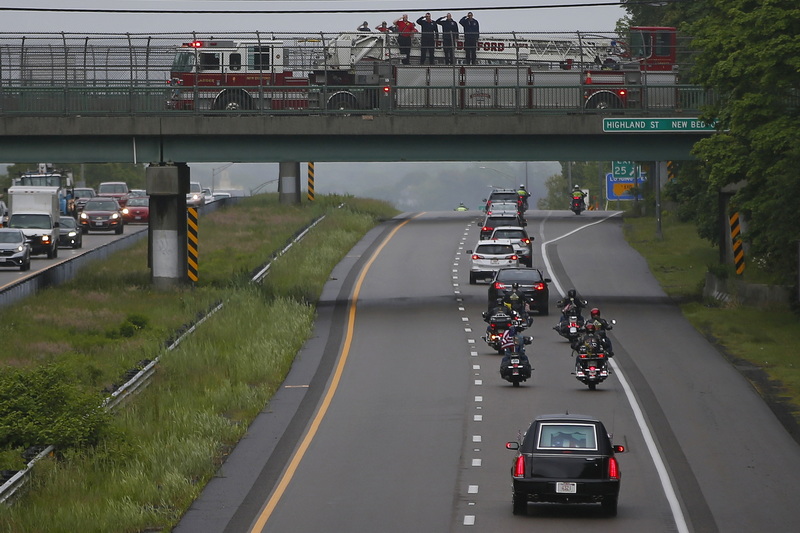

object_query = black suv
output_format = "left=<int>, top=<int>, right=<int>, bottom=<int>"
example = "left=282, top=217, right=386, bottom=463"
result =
left=488, top=267, right=550, bottom=315
left=484, top=188, right=522, bottom=211
left=479, top=214, right=526, bottom=239
left=505, top=413, right=626, bottom=516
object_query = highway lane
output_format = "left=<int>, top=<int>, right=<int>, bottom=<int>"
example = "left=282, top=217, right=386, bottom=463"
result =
left=178, top=209, right=800, bottom=532
left=0, top=224, right=148, bottom=287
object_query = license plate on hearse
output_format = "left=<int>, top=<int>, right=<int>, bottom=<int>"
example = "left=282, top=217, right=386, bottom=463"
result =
left=556, top=482, right=577, bottom=493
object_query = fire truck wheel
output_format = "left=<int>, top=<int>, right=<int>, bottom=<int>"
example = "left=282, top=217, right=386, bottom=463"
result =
left=214, top=91, right=252, bottom=111
left=585, top=92, right=622, bottom=110
left=327, top=93, right=359, bottom=111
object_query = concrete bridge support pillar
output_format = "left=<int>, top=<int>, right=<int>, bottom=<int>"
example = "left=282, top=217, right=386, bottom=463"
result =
left=146, top=162, right=189, bottom=288
left=278, top=161, right=301, bottom=204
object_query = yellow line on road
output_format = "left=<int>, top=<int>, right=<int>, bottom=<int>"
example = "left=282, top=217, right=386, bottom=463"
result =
left=250, top=214, right=420, bottom=532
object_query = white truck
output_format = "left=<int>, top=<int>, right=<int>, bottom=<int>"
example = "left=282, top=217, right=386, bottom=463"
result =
left=7, top=186, right=61, bottom=258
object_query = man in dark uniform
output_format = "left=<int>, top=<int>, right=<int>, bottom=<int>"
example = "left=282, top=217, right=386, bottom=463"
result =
left=416, top=13, right=439, bottom=65
left=436, top=13, right=459, bottom=65
left=459, top=11, right=479, bottom=65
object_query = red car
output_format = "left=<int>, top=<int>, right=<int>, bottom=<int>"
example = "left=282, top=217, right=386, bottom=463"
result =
left=79, top=197, right=124, bottom=235
left=123, top=196, right=149, bottom=224
left=97, top=181, right=130, bottom=208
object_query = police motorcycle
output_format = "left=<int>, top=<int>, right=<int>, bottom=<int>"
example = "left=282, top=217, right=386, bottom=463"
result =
left=500, top=331, right=533, bottom=387
left=553, top=292, right=588, bottom=343
left=570, top=186, right=586, bottom=215
left=482, top=300, right=525, bottom=354
left=571, top=323, right=611, bottom=390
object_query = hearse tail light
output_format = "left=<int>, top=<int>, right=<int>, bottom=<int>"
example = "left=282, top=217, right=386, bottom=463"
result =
left=608, top=457, right=620, bottom=480
left=513, top=455, right=526, bottom=478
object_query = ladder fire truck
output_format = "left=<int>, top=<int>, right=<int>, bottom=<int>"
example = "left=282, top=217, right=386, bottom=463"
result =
left=166, top=27, right=678, bottom=112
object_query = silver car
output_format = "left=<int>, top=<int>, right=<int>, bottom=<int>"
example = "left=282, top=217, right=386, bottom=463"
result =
left=489, top=226, right=533, bottom=267
left=0, top=228, right=32, bottom=271
left=468, top=239, right=520, bottom=284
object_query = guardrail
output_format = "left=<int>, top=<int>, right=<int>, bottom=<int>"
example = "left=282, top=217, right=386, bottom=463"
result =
left=0, top=83, right=712, bottom=116
left=0, top=207, right=330, bottom=504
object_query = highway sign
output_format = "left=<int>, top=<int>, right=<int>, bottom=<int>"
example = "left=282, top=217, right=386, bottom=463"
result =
left=603, top=118, right=717, bottom=132
left=612, top=161, right=636, bottom=179
left=606, top=173, right=644, bottom=201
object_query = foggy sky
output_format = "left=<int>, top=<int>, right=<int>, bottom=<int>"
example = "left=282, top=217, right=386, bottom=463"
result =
left=1, top=1, right=626, bottom=34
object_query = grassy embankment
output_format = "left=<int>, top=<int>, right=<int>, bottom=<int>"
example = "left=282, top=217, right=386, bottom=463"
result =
left=622, top=212, right=800, bottom=427
left=0, top=193, right=399, bottom=532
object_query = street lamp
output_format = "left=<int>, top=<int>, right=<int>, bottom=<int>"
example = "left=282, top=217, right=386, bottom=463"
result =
left=211, top=163, right=234, bottom=194
left=479, top=166, right=516, bottom=188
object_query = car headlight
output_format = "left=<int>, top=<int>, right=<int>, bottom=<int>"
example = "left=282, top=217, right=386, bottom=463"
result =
left=16, top=245, right=24, bottom=252
left=68, top=231, right=78, bottom=237
left=110, top=213, right=120, bottom=220
left=122, top=208, right=129, bottom=215
left=79, top=212, right=88, bottom=220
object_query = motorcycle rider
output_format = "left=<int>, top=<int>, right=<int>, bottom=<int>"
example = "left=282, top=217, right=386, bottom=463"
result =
left=587, top=307, right=614, bottom=356
left=500, top=325, right=530, bottom=369
left=503, top=282, right=532, bottom=326
left=572, top=321, right=603, bottom=354
left=570, top=185, right=586, bottom=209
left=517, top=184, right=530, bottom=211
left=558, top=288, right=587, bottom=321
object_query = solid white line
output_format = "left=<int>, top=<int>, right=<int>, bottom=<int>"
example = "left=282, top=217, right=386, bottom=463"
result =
left=540, top=214, right=689, bottom=533
left=611, top=358, right=690, bottom=532
left=540, top=212, right=621, bottom=297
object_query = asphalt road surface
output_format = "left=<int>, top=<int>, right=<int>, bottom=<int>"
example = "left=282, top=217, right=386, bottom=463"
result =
left=176, top=210, right=800, bottom=533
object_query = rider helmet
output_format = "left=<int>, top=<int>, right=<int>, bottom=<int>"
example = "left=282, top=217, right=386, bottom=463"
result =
left=567, top=288, right=577, bottom=299
left=519, top=184, right=526, bottom=189
left=573, top=185, right=580, bottom=190
left=591, top=308, right=600, bottom=318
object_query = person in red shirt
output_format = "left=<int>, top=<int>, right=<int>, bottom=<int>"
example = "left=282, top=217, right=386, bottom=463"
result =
left=393, top=14, right=417, bottom=64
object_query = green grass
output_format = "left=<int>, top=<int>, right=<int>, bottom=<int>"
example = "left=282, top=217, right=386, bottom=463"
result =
left=623, top=212, right=800, bottom=420
left=0, top=194, right=399, bottom=532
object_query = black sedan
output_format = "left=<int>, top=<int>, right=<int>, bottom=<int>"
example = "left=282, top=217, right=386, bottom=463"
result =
left=79, top=198, right=124, bottom=235
left=487, top=267, right=551, bottom=315
left=58, top=216, right=83, bottom=248
left=505, top=413, right=626, bottom=516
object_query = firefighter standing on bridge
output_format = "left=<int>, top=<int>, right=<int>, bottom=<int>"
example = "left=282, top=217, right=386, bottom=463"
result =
left=394, top=15, right=417, bottom=65
left=416, top=13, right=439, bottom=65
left=460, top=12, right=480, bottom=65
left=436, top=13, right=459, bottom=65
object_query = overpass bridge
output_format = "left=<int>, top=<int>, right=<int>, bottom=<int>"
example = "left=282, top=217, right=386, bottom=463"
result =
left=0, top=30, right=714, bottom=163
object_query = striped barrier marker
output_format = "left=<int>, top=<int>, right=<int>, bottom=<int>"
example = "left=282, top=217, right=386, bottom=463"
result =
left=187, top=207, right=199, bottom=282
left=729, top=212, right=745, bottom=275
left=307, top=162, right=315, bottom=202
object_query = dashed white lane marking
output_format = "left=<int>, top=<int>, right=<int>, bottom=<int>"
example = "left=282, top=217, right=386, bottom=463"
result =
left=472, top=435, right=482, bottom=443
left=474, top=379, right=482, bottom=385
left=471, top=458, right=482, bottom=467
left=474, top=415, right=483, bottom=421
left=461, top=317, right=469, bottom=322
left=475, top=395, right=483, bottom=402
left=468, top=485, right=479, bottom=494
left=472, top=365, right=480, bottom=370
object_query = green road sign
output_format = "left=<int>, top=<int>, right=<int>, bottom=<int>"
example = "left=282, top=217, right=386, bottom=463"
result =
left=603, top=118, right=717, bottom=133
left=612, top=161, right=636, bottom=178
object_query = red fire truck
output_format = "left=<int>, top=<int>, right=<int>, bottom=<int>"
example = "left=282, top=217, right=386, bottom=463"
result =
left=166, top=27, right=678, bottom=112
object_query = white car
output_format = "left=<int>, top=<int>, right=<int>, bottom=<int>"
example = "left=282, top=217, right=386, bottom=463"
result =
left=488, top=226, right=533, bottom=267
left=186, top=182, right=204, bottom=208
left=467, top=239, right=520, bottom=285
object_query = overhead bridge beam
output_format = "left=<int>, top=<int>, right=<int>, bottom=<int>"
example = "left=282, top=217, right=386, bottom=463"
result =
left=0, top=115, right=709, bottom=163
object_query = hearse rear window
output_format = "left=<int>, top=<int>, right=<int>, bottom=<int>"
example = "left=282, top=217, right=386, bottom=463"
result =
left=537, top=423, right=598, bottom=450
